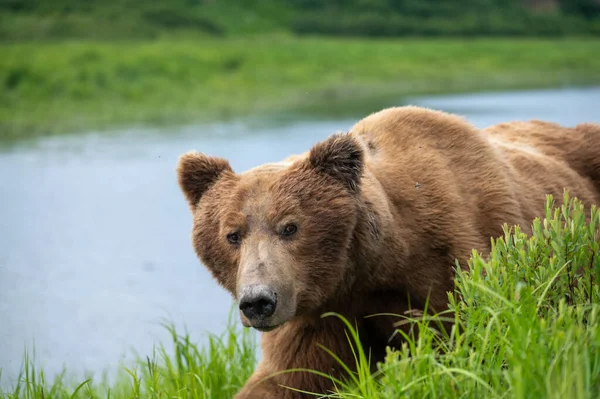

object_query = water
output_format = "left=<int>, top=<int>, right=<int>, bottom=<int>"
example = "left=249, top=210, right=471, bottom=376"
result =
left=1, top=86, right=599, bottom=385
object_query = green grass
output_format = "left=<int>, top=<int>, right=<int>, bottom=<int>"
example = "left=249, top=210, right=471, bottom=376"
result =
left=1, top=314, right=258, bottom=399
left=1, top=192, right=599, bottom=398
left=2, top=37, right=600, bottom=141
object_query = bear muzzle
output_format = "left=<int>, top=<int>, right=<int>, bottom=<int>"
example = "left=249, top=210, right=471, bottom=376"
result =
left=239, top=284, right=279, bottom=331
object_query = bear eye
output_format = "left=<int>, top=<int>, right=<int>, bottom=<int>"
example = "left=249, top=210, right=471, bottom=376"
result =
left=280, top=223, right=298, bottom=238
left=226, top=232, right=242, bottom=245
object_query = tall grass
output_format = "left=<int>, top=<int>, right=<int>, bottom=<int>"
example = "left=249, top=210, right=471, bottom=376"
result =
left=1, top=192, right=599, bottom=398
left=0, top=314, right=258, bottom=399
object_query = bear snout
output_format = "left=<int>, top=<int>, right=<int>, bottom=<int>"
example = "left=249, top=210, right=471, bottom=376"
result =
left=239, top=284, right=278, bottom=323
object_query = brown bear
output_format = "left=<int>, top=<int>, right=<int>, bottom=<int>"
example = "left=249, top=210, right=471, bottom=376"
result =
left=176, top=106, right=600, bottom=399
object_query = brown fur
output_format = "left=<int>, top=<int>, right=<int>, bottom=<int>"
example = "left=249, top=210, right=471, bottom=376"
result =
left=176, top=106, right=600, bottom=398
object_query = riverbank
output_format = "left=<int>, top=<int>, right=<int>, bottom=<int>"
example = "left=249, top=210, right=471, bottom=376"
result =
left=1, top=194, right=598, bottom=398
left=2, top=36, right=600, bottom=141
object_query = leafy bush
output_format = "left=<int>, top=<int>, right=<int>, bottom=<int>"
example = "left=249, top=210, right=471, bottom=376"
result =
left=141, top=7, right=225, bottom=36
left=291, top=10, right=600, bottom=37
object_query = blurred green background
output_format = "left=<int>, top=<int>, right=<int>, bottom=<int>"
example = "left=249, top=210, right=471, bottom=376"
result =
left=2, top=0, right=600, bottom=140
left=3, top=0, right=600, bottom=39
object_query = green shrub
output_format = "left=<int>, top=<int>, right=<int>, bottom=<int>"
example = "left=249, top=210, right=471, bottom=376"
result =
left=291, top=11, right=600, bottom=37
left=1, top=0, right=600, bottom=40
left=141, top=7, right=225, bottom=36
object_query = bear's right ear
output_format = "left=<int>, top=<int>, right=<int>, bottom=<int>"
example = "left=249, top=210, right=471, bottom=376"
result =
left=308, top=133, right=364, bottom=193
left=177, top=152, right=233, bottom=209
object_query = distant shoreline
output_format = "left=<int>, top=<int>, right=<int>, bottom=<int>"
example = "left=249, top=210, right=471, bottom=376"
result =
left=2, top=36, right=600, bottom=142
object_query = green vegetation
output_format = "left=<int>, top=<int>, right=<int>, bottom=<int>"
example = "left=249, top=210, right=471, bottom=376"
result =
left=2, top=0, right=600, bottom=141
left=1, top=0, right=600, bottom=40
left=3, top=37, right=600, bottom=141
left=2, top=192, right=599, bottom=398
left=1, top=316, right=258, bottom=399
left=290, top=0, right=600, bottom=38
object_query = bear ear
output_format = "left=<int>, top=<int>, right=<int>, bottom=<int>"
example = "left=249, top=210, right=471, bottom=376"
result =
left=308, top=133, right=364, bottom=193
left=177, top=152, right=233, bottom=209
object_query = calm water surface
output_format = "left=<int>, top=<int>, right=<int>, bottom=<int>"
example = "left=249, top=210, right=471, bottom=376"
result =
left=1, top=86, right=599, bottom=384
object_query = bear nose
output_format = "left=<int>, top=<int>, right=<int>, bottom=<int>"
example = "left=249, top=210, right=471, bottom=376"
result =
left=239, top=285, right=277, bottom=321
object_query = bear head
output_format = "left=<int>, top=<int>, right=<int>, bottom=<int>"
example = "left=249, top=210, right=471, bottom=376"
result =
left=177, top=134, right=364, bottom=331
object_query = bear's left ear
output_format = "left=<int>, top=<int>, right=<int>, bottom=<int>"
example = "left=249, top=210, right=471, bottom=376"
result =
left=177, top=152, right=234, bottom=210
left=308, top=133, right=364, bottom=193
